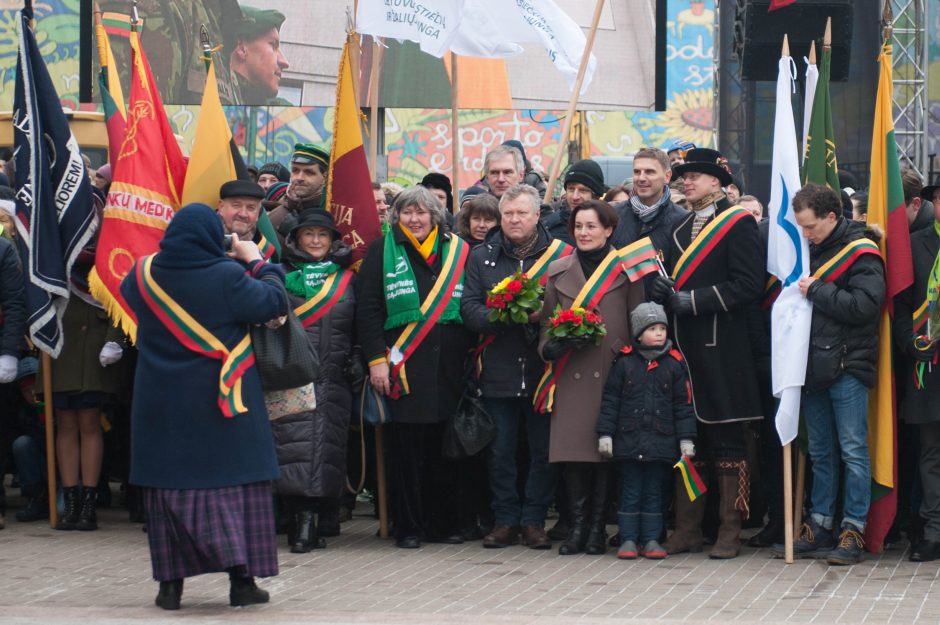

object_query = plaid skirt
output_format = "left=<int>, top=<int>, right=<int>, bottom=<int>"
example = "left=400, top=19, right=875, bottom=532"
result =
left=143, top=481, right=279, bottom=582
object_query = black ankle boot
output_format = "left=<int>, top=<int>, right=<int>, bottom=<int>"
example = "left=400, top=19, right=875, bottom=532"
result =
left=56, top=486, right=80, bottom=530
left=291, top=510, right=317, bottom=553
left=76, top=486, right=98, bottom=531
left=229, top=575, right=270, bottom=607
left=155, top=579, right=183, bottom=610
left=16, top=490, right=49, bottom=522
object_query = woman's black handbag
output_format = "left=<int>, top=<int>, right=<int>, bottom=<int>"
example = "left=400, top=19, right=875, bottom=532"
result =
left=250, top=309, right=319, bottom=392
left=442, top=390, right=496, bottom=459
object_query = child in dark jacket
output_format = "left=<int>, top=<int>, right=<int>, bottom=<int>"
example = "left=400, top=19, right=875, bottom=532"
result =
left=597, top=302, right=696, bottom=559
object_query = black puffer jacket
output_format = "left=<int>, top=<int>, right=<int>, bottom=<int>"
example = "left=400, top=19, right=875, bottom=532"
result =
left=0, top=237, right=26, bottom=357
left=271, top=265, right=356, bottom=499
left=596, top=345, right=697, bottom=462
left=461, top=223, right=563, bottom=398
left=804, top=218, right=885, bottom=392
left=540, top=201, right=573, bottom=246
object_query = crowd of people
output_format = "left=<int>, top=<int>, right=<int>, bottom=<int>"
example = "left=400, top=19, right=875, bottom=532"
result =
left=1, top=137, right=939, bottom=610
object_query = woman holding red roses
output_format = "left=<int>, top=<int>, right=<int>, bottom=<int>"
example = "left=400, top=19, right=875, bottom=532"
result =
left=538, top=200, right=644, bottom=556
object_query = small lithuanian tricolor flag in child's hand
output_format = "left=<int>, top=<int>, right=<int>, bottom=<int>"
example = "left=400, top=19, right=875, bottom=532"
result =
left=674, top=455, right=706, bottom=502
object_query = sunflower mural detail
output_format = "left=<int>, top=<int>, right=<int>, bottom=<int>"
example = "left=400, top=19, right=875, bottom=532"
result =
left=637, top=89, right=715, bottom=150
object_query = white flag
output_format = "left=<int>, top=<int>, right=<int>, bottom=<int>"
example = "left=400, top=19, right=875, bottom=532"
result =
left=801, top=58, right=818, bottom=166
left=768, top=54, right=812, bottom=446
left=356, top=0, right=466, bottom=58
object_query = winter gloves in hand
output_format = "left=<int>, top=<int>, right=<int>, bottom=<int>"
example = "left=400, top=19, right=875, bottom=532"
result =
left=680, top=439, right=695, bottom=458
left=98, top=341, right=123, bottom=367
left=598, top=436, right=613, bottom=459
left=0, top=354, right=16, bottom=383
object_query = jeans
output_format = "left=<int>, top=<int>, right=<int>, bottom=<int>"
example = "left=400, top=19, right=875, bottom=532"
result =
left=483, top=397, right=555, bottom=526
left=804, top=373, right=871, bottom=532
left=12, top=433, right=45, bottom=495
left=617, top=460, right=668, bottom=544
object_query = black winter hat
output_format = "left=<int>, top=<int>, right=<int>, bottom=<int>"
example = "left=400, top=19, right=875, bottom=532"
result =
left=421, top=172, right=453, bottom=210
left=288, top=208, right=342, bottom=241
left=219, top=179, right=265, bottom=200
left=258, top=161, right=290, bottom=183
left=564, top=159, right=605, bottom=197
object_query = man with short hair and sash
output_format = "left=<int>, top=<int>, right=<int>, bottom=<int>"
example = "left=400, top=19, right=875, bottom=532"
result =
left=217, top=180, right=278, bottom=262
left=461, top=183, right=573, bottom=550
left=650, top=148, right=764, bottom=559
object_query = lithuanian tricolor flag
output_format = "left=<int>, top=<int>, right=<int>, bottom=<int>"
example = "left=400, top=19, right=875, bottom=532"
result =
left=94, top=16, right=125, bottom=166
left=674, top=456, right=706, bottom=502
left=325, top=35, right=383, bottom=266
left=863, top=40, right=913, bottom=554
left=89, top=30, right=187, bottom=340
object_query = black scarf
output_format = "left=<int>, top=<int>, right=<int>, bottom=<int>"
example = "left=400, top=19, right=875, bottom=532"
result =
left=577, top=241, right=612, bottom=279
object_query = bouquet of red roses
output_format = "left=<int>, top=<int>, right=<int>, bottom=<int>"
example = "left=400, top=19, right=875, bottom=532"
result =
left=486, top=270, right=544, bottom=324
left=544, top=305, right=606, bottom=345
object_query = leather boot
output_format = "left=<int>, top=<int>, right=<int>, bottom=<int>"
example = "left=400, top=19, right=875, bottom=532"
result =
left=290, top=510, right=317, bottom=553
left=710, top=463, right=745, bottom=559
left=76, top=486, right=98, bottom=531
left=663, top=470, right=706, bottom=554
left=56, top=486, right=80, bottom=531
left=558, top=463, right=590, bottom=555
left=155, top=579, right=184, bottom=610
left=584, top=464, right=611, bottom=555
left=229, top=574, right=270, bottom=607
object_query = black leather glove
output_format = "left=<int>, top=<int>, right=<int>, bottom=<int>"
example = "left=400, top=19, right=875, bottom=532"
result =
left=910, top=335, right=937, bottom=363
left=523, top=323, right=540, bottom=345
left=543, top=336, right=594, bottom=360
left=668, top=290, right=694, bottom=316
left=344, top=346, right=366, bottom=386
left=650, top=275, right=675, bottom=304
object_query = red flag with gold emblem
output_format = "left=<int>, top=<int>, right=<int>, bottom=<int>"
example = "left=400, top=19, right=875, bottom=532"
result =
left=89, top=29, right=187, bottom=340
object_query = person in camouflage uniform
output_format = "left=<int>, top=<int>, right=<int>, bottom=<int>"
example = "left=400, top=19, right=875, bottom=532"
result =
left=228, top=5, right=292, bottom=105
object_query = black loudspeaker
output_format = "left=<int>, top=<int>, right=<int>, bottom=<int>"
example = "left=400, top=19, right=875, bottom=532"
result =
left=734, top=0, right=853, bottom=81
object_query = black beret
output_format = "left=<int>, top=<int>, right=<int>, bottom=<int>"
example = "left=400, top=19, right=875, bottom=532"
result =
left=220, top=179, right=265, bottom=200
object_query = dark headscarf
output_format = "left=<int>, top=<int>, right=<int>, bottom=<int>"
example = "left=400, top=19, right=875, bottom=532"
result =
left=156, top=203, right=229, bottom=269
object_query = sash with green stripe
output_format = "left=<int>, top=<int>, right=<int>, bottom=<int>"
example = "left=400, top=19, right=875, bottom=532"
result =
left=257, top=233, right=276, bottom=262
left=811, top=238, right=882, bottom=284
left=533, top=245, right=629, bottom=414
left=388, top=236, right=470, bottom=399
left=672, top=206, right=751, bottom=290
left=294, top=269, right=353, bottom=328
left=914, top=300, right=928, bottom=334
left=135, top=255, right=254, bottom=417
left=473, top=239, right=573, bottom=378
left=761, top=275, right=782, bottom=310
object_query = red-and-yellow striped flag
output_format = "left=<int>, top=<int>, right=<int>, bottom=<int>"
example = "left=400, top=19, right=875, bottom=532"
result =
left=89, top=29, right=187, bottom=340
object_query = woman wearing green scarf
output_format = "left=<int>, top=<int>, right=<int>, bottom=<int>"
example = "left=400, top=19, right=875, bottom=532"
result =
left=271, top=208, right=358, bottom=554
left=357, top=185, right=472, bottom=549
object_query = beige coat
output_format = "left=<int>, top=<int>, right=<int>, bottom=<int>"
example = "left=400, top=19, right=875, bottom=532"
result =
left=538, top=253, right=644, bottom=463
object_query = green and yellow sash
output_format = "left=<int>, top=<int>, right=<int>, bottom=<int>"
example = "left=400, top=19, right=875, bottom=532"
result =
left=135, top=255, right=254, bottom=417
left=294, top=269, right=353, bottom=328
left=811, top=238, right=882, bottom=284
left=672, top=206, right=751, bottom=290
left=533, top=245, right=629, bottom=414
left=473, top=239, right=573, bottom=377
left=388, top=236, right=470, bottom=399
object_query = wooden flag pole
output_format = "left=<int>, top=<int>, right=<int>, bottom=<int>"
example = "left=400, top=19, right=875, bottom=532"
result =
left=41, top=353, right=58, bottom=529
left=779, top=34, right=794, bottom=565
left=542, top=0, right=605, bottom=202
left=450, top=51, right=460, bottom=207
left=374, top=424, right=389, bottom=538
left=367, top=37, right=385, bottom=179
left=794, top=449, right=807, bottom=529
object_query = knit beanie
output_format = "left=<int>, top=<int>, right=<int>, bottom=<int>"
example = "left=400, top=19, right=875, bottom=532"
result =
left=564, top=159, right=605, bottom=197
left=630, top=302, right=668, bottom=340
left=259, top=161, right=290, bottom=183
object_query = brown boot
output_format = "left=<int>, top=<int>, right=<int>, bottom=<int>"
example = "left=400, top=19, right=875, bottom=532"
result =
left=663, top=469, right=706, bottom=554
left=710, top=462, right=747, bottom=559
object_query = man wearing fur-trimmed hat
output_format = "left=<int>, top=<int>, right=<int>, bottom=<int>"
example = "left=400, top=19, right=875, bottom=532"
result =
left=268, top=143, right=330, bottom=238
left=649, top=147, right=764, bottom=560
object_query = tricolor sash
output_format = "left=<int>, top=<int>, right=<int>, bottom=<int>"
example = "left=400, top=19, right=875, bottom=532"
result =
left=914, top=299, right=928, bottom=334
left=257, top=233, right=276, bottom=262
left=472, top=239, right=573, bottom=377
left=135, top=255, right=254, bottom=417
left=533, top=245, right=629, bottom=414
left=671, top=206, right=752, bottom=290
left=294, top=269, right=353, bottom=329
left=811, top=238, right=882, bottom=284
left=761, top=275, right=782, bottom=310
left=388, top=236, right=469, bottom=399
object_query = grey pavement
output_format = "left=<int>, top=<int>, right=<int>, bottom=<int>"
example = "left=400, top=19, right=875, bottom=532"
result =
left=0, top=502, right=939, bottom=625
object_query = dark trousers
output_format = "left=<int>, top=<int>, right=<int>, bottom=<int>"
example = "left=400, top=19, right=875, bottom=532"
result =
left=918, top=422, right=940, bottom=542
left=483, top=397, right=555, bottom=527
left=387, top=422, right=458, bottom=540
left=617, top=460, right=668, bottom=544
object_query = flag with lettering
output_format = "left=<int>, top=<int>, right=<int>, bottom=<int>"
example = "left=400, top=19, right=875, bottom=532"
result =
left=13, top=1, right=98, bottom=357
left=89, top=29, right=187, bottom=341
left=802, top=42, right=839, bottom=192
left=325, top=37, right=382, bottom=266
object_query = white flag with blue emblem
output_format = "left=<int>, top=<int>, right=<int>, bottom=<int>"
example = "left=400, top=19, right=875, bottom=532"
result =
left=768, top=53, right=812, bottom=446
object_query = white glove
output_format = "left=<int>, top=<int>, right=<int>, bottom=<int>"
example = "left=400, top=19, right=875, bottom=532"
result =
left=0, top=354, right=16, bottom=383
left=98, top=341, right=123, bottom=367
left=680, top=439, right=696, bottom=458
left=598, top=436, right=613, bottom=459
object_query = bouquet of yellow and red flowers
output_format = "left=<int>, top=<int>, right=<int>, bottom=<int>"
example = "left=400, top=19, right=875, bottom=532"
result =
left=545, top=306, right=606, bottom=345
left=486, top=270, right=543, bottom=324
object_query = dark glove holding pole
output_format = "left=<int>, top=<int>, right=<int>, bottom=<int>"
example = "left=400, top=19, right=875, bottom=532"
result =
left=668, top=290, right=695, bottom=316
left=650, top=275, right=675, bottom=305
left=910, top=335, right=937, bottom=363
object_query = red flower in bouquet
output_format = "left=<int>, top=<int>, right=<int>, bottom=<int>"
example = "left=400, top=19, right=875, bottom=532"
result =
left=545, top=306, right=606, bottom=344
left=486, top=270, right=544, bottom=324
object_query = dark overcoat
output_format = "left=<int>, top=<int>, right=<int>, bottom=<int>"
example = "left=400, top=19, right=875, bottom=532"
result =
left=356, top=225, right=471, bottom=424
left=272, top=274, right=356, bottom=498
left=663, top=198, right=764, bottom=423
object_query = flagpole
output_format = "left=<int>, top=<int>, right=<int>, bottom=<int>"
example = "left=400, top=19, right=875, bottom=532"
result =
left=367, top=37, right=385, bottom=179
left=542, top=0, right=605, bottom=202
left=450, top=51, right=460, bottom=206
left=41, top=355, right=58, bottom=530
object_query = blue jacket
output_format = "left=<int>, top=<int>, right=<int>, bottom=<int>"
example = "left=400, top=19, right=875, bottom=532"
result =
left=121, top=204, right=287, bottom=489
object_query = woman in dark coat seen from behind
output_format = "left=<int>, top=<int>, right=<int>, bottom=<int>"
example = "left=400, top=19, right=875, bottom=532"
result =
left=272, top=208, right=357, bottom=553
left=120, top=204, right=287, bottom=611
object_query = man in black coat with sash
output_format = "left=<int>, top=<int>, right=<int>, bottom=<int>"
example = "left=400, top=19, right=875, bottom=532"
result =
left=650, top=148, right=764, bottom=559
